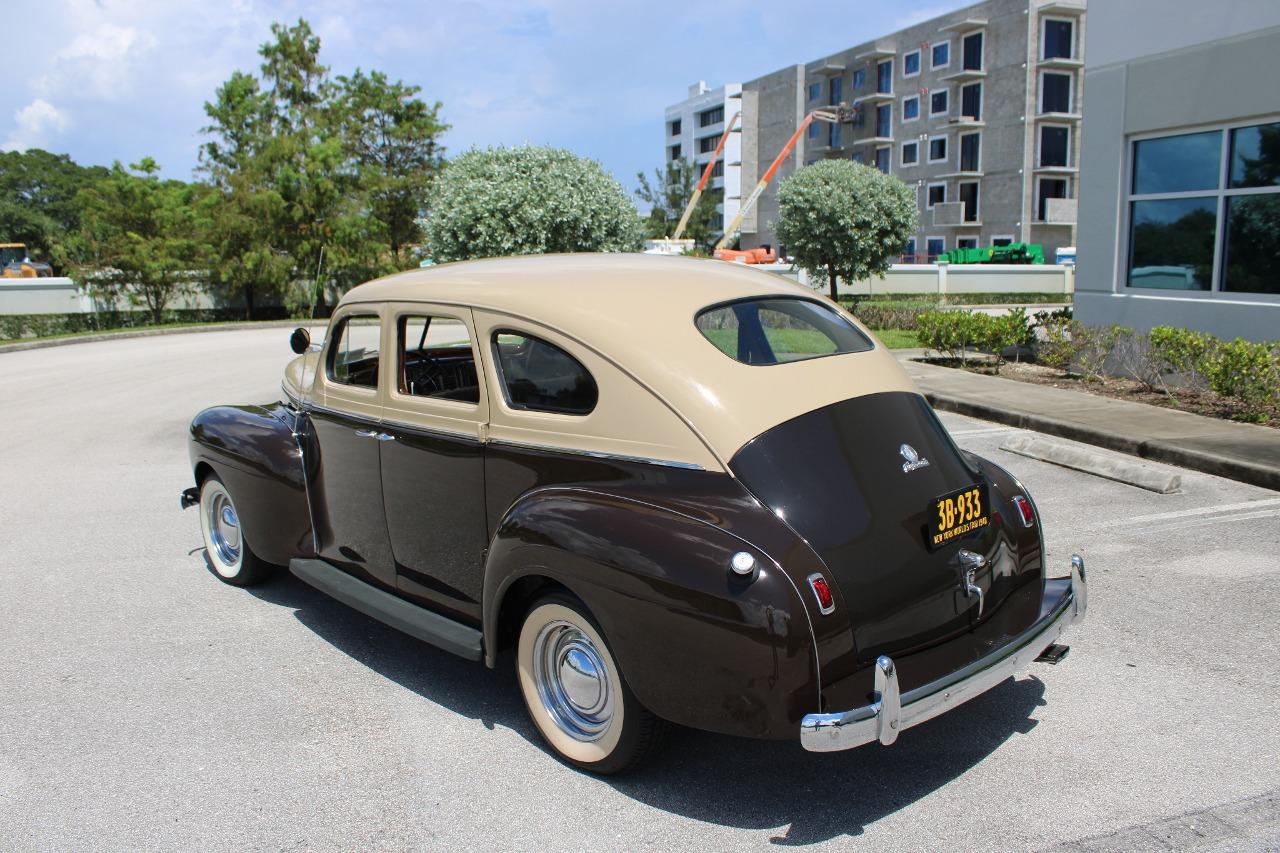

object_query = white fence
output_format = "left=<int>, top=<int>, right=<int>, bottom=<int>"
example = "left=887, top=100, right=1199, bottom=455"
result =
left=755, top=262, right=1075, bottom=297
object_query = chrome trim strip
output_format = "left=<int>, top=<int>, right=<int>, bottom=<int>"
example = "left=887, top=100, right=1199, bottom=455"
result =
left=486, top=438, right=705, bottom=471
left=800, top=553, right=1087, bottom=752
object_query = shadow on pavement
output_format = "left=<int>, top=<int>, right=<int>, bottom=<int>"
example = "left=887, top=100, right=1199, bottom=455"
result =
left=242, top=567, right=1048, bottom=846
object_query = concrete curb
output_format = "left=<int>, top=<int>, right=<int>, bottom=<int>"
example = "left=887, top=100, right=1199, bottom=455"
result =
left=921, top=390, right=1280, bottom=492
left=1000, top=434, right=1182, bottom=494
left=0, top=320, right=311, bottom=354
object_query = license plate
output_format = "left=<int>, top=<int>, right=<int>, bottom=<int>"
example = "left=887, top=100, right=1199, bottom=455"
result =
left=928, top=484, right=989, bottom=549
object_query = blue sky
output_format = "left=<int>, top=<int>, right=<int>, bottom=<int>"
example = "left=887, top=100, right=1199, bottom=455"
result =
left=4, top=0, right=967, bottom=198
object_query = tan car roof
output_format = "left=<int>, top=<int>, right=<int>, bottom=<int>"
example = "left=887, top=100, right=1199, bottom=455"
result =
left=337, top=253, right=918, bottom=467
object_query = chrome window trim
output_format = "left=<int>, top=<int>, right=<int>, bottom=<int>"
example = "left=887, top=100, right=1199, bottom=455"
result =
left=487, top=438, right=704, bottom=471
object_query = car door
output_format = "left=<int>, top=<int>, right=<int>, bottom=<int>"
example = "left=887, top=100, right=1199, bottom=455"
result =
left=308, top=306, right=397, bottom=589
left=378, top=305, right=489, bottom=624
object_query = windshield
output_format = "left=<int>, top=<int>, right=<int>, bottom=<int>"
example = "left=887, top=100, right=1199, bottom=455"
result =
left=694, top=297, right=874, bottom=365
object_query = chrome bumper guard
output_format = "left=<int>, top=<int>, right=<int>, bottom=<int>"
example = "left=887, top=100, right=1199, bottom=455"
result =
left=800, top=554, right=1087, bottom=752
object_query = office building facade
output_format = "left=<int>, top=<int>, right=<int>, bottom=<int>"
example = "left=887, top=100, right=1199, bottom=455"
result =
left=662, top=82, right=744, bottom=234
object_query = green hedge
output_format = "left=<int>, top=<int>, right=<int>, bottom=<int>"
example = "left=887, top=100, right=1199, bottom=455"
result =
left=915, top=308, right=1033, bottom=372
left=0, top=308, right=308, bottom=341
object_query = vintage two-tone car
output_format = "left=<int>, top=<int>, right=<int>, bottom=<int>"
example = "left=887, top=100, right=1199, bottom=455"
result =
left=182, top=253, right=1086, bottom=773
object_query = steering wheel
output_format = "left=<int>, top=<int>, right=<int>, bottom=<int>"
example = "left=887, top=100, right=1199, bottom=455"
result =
left=407, top=352, right=446, bottom=396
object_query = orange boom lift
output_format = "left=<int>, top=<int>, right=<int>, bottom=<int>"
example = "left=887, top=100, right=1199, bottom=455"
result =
left=671, top=111, right=741, bottom=241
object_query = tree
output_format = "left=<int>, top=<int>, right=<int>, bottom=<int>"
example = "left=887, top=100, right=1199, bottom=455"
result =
left=75, top=159, right=210, bottom=323
left=424, top=146, right=642, bottom=262
left=634, top=158, right=721, bottom=250
left=0, top=149, right=108, bottom=271
left=336, top=69, right=448, bottom=265
left=773, top=160, right=918, bottom=301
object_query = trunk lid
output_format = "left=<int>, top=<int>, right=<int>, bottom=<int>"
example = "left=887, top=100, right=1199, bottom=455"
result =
left=730, top=391, right=1003, bottom=663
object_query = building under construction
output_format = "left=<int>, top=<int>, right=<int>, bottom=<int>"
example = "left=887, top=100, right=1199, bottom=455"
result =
left=663, top=0, right=1086, bottom=262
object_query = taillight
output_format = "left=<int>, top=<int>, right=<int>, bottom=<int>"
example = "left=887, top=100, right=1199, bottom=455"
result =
left=1012, top=495, right=1036, bottom=528
left=807, top=573, right=835, bottom=615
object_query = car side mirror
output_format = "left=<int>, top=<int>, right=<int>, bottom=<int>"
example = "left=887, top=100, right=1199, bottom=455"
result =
left=290, top=327, right=311, bottom=355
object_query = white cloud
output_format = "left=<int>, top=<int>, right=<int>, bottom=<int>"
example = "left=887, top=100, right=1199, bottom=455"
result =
left=2, top=99, right=71, bottom=152
left=37, top=23, right=158, bottom=101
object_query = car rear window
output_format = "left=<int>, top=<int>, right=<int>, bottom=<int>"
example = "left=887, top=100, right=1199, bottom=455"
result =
left=695, top=297, right=874, bottom=365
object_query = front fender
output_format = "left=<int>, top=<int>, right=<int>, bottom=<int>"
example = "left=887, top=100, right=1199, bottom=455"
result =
left=188, top=403, right=313, bottom=565
left=482, top=487, right=819, bottom=739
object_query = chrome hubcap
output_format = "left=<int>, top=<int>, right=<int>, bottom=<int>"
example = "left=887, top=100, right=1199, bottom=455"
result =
left=208, top=491, right=241, bottom=566
left=533, top=620, right=613, bottom=742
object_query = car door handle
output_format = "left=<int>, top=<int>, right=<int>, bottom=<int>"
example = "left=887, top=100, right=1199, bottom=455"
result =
left=355, top=428, right=396, bottom=442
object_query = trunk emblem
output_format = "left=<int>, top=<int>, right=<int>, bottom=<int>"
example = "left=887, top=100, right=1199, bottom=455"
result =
left=899, top=443, right=930, bottom=473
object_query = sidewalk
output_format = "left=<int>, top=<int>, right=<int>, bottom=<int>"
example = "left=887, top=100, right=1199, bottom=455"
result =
left=896, top=350, right=1280, bottom=492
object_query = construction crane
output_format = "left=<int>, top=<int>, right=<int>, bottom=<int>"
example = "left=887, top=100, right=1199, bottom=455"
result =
left=714, top=105, right=853, bottom=262
left=671, top=111, right=741, bottom=241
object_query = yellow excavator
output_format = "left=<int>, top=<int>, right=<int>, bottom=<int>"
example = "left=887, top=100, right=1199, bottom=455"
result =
left=1, top=243, right=54, bottom=278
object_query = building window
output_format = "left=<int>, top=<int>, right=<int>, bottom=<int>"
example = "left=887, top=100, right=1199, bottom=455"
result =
left=992, top=235, right=1014, bottom=247
left=959, top=181, right=979, bottom=222
left=875, top=104, right=891, bottom=138
left=669, top=118, right=681, bottom=136
left=962, top=31, right=983, bottom=71
left=928, top=135, right=948, bottom=163
left=1040, top=72, right=1072, bottom=114
left=905, top=236, right=917, bottom=260
left=808, top=82, right=821, bottom=101
left=852, top=68, right=866, bottom=88
left=669, top=144, right=681, bottom=161
left=1039, top=125, right=1071, bottom=167
left=1038, top=177, right=1069, bottom=221
left=852, top=151, right=865, bottom=164
left=957, top=238, right=978, bottom=249
left=1042, top=18, right=1075, bottom=60
left=961, top=82, right=982, bottom=121
left=875, top=147, right=890, bottom=173
left=877, top=60, right=892, bottom=94
left=903, top=50, right=920, bottom=77
left=903, top=95, right=920, bottom=121
left=901, top=140, right=919, bottom=166
left=927, top=183, right=946, bottom=208
left=807, top=122, right=820, bottom=140
left=699, top=105, right=724, bottom=127
left=711, top=159, right=725, bottom=179
left=930, top=88, right=949, bottom=117
left=926, top=237, right=945, bottom=259
left=1127, top=121, right=1280, bottom=294
left=829, top=77, right=842, bottom=105
left=698, top=135, right=718, bottom=154
left=932, top=40, right=950, bottom=70
left=959, top=132, right=980, bottom=172
left=830, top=120, right=842, bottom=149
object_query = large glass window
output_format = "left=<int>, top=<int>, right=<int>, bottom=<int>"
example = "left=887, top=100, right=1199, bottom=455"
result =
left=1041, top=73, right=1072, bottom=114
left=698, top=135, right=718, bottom=154
left=1042, top=19, right=1074, bottom=59
left=962, top=32, right=983, bottom=71
left=903, top=95, right=919, bottom=121
left=876, top=60, right=892, bottom=94
left=932, top=41, right=950, bottom=69
left=829, top=77, right=842, bottom=105
left=1127, top=122, right=1280, bottom=294
left=1039, top=126, right=1070, bottom=167
left=875, top=104, right=891, bottom=138
left=695, top=298, right=873, bottom=366
left=926, top=237, right=945, bottom=259
left=1038, top=178, right=1068, bottom=221
left=852, top=68, right=866, bottom=88
left=699, top=106, right=724, bottom=127
left=329, top=315, right=381, bottom=388
left=808, top=82, right=821, bottom=101
left=903, top=51, right=920, bottom=77
left=959, top=181, right=979, bottom=222
left=959, top=133, right=980, bottom=172
left=492, top=331, right=597, bottom=415
left=961, top=82, right=982, bottom=121
left=875, top=147, right=890, bottom=173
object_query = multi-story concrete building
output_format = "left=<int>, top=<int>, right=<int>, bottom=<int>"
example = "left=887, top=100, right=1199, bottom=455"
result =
left=1074, top=0, right=1279, bottom=342
left=725, top=0, right=1085, bottom=260
left=662, top=81, right=743, bottom=234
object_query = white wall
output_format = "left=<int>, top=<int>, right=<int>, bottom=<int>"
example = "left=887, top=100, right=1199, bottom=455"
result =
left=752, top=263, right=1075, bottom=296
left=1085, top=0, right=1280, bottom=68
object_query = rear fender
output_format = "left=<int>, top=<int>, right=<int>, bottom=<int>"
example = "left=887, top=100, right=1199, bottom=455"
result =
left=482, top=487, right=819, bottom=739
left=188, top=403, right=313, bottom=565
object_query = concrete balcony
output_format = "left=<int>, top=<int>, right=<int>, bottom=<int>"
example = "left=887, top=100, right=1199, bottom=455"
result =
left=853, top=45, right=895, bottom=61
left=853, top=91, right=895, bottom=106
left=1041, top=197, right=1078, bottom=225
left=939, top=67, right=987, bottom=83
left=1036, top=111, right=1082, bottom=122
left=940, top=17, right=987, bottom=34
left=1038, top=56, right=1084, bottom=70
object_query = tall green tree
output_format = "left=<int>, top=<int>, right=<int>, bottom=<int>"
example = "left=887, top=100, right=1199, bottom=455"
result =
left=424, top=146, right=642, bottom=262
left=75, top=159, right=210, bottom=323
left=0, top=149, right=108, bottom=271
left=336, top=69, right=448, bottom=265
left=634, top=157, right=721, bottom=251
left=774, top=160, right=917, bottom=301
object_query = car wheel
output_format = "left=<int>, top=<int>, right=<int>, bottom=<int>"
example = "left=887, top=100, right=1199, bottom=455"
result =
left=516, top=593, right=664, bottom=774
left=198, top=475, right=272, bottom=587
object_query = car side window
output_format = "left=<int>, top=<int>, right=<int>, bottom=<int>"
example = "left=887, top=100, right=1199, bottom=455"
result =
left=492, top=330, right=598, bottom=415
left=328, top=314, right=381, bottom=389
left=398, top=315, right=480, bottom=404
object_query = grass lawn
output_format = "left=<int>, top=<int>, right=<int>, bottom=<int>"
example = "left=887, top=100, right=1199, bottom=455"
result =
left=700, top=325, right=919, bottom=355
left=870, top=329, right=919, bottom=349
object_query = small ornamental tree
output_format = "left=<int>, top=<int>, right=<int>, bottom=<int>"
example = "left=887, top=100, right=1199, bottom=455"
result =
left=774, top=160, right=918, bottom=301
left=425, top=146, right=642, bottom=262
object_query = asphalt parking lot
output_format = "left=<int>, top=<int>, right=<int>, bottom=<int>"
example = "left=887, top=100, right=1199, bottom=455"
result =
left=1, top=327, right=1277, bottom=852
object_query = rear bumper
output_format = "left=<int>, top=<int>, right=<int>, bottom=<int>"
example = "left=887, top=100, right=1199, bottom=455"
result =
left=800, top=554, right=1087, bottom=752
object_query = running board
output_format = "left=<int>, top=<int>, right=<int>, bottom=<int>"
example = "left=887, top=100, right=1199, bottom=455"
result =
left=289, top=558, right=483, bottom=662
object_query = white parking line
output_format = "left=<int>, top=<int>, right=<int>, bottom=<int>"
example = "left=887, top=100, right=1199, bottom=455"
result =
left=1100, top=497, right=1280, bottom=529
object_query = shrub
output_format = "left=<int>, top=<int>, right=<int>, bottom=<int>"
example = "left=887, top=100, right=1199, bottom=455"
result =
left=1200, top=338, right=1280, bottom=421
left=1035, top=315, right=1083, bottom=373
left=850, top=300, right=935, bottom=330
left=1148, top=326, right=1212, bottom=390
left=424, top=145, right=642, bottom=261
left=1075, top=324, right=1123, bottom=383
left=917, top=310, right=980, bottom=364
left=1111, top=328, right=1165, bottom=392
